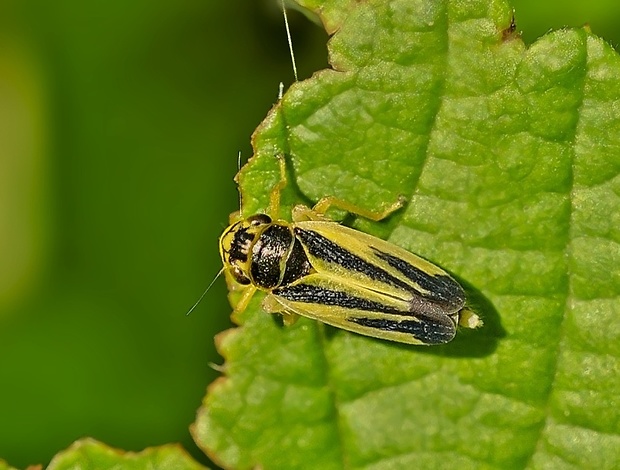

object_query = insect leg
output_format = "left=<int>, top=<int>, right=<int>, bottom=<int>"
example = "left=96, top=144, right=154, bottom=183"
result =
left=293, top=195, right=407, bottom=222
left=232, top=285, right=258, bottom=315
left=263, top=294, right=300, bottom=325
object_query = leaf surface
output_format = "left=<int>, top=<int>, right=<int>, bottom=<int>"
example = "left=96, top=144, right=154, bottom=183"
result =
left=46, top=439, right=207, bottom=470
left=194, top=0, right=620, bottom=468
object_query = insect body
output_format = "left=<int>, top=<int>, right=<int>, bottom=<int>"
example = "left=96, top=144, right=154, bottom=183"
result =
left=219, top=157, right=482, bottom=345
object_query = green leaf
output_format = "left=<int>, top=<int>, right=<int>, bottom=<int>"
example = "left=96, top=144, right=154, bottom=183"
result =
left=193, top=0, right=620, bottom=468
left=46, top=438, right=207, bottom=470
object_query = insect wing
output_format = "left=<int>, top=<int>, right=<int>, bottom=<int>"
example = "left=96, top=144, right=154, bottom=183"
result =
left=272, top=273, right=456, bottom=345
left=271, top=220, right=466, bottom=344
left=293, top=221, right=466, bottom=313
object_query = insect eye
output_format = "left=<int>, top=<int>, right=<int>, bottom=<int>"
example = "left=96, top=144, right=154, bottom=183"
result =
left=230, top=266, right=251, bottom=285
left=248, top=214, right=272, bottom=226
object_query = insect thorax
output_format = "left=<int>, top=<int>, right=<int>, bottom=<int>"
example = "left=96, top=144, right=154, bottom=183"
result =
left=219, top=215, right=313, bottom=290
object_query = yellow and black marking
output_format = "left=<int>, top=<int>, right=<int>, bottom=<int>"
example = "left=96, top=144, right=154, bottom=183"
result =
left=219, top=157, right=482, bottom=345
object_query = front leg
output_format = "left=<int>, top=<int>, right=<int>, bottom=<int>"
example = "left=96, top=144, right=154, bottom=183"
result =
left=262, top=294, right=299, bottom=326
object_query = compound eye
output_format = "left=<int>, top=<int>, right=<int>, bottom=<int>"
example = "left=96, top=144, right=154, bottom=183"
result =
left=248, top=214, right=272, bottom=226
left=231, top=266, right=251, bottom=285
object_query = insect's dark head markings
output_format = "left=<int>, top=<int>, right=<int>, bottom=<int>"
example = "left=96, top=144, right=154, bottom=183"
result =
left=219, top=214, right=273, bottom=285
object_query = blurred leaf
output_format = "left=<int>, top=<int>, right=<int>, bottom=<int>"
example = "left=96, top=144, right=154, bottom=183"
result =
left=0, top=459, right=20, bottom=470
left=46, top=439, right=207, bottom=470
left=512, top=0, right=620, bottom=45
left=0, top=1, right=313, bottom=467
left=190, top=0, right=620, bottom=468
left=0, top=33, right=48, bottom=309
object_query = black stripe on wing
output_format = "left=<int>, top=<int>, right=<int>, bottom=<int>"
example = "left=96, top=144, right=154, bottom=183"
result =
left=372, top=248, right=465, bottom=309
left=347, top=316, right=456, bottom=344
left=273, top=283, right=408, bottom=315
left=294, top=228, right=414, bottom=292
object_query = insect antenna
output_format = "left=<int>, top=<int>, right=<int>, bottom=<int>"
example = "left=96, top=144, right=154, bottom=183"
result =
left=185, top=267, right=225, bottom=316
left=281, top=0, right=298, bottom=82
left=237, top=150, right=243, bottom=210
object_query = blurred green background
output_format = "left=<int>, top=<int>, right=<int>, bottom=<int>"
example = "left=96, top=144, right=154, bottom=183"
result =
left=0, top=0, right=618, bottom=468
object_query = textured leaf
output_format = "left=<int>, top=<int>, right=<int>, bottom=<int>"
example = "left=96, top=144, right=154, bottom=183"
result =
left=45, top=439, right=207, bottom=470
left=193, top=0, right=620, bottom=468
